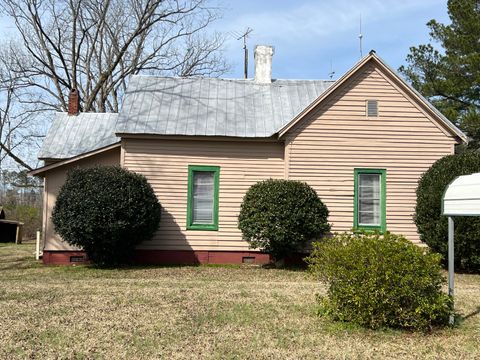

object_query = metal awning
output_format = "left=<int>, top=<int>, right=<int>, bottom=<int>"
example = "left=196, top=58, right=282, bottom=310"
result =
left=443, top=173, right=480, bottom=216
left=442, top=172, right=480, bottom=324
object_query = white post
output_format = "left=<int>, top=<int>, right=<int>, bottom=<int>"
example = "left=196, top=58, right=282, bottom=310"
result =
left=448, top=216, right=454, bottom=325
left=35, top=230, right=41, bottom=260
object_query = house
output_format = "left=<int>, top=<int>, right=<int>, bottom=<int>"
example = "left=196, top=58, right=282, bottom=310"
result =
left=30, top=46, right=467, bottom=265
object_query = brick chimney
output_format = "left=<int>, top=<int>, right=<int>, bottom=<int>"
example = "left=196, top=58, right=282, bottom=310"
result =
left=68, top=88, right=79, bottom=116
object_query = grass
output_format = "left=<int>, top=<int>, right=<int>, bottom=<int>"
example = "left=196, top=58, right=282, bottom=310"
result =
left=0, top=242, right=479, bottom=359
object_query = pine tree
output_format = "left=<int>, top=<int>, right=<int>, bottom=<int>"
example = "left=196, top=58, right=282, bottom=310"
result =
left=399, top=0, right=480, bottom=147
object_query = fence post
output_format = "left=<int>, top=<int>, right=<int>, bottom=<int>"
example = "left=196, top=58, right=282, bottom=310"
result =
left=35, top=230, right=41, bottom=260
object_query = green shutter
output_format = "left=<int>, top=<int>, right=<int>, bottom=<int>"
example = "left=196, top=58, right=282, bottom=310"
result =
left=353, top=168, right=386, bottom=233
left=187, top=165, right=220, bottom=231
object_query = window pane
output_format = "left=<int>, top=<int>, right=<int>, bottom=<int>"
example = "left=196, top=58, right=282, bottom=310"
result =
left=192, top=171, right=214, bottom=224
left=358, top=173, right=381, bottom=225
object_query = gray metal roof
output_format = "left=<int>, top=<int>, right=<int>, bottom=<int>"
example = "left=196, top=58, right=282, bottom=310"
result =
left=38, top=112, right=119, bottom=159
left=116, top=76, right=334, bottom=137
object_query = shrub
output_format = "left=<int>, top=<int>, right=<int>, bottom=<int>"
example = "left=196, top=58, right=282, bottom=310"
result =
left=52, top=166, right=161, bottom=265
left=238, top=179, right=330, bottom=260
left=307, top=232, right=453, bottom=331
left=416, top=151, right=480, bottom=272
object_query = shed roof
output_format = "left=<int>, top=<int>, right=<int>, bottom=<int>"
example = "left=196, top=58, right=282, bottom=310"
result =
left=443, top=173, right=480, bottom=216
left=115, top=76, right=334, bottom=137
left=38, top=112, right=119, bottom=160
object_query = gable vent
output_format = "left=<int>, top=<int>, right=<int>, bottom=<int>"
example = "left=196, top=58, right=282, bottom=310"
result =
left=367, top=100, right=378, bottom=117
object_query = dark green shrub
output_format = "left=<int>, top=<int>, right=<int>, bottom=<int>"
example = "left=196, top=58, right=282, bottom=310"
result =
left=416, top=152, right=480, bottom=272
left=238, top=179, right=330, bottom=260
left=52, top=166, right=161, bottom=265
left=307, top=232, right=453, bottom=331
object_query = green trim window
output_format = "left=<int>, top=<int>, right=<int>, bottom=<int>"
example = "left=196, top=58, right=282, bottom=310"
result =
left=187, top=165, right=220, bottom=230
left=354, top=168, right=386, bottom=233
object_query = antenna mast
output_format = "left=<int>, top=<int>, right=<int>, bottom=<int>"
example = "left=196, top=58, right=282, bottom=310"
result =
left=237, top=27, right=253, bottom=79
left=359, top=15, right=363, bottom=58
left=328, top=60, right=335, bottom=79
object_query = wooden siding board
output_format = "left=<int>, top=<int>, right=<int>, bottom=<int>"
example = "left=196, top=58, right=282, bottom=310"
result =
left=123, top=139, right=284, bottom=251
left=285, top=63, right=456, bottom=243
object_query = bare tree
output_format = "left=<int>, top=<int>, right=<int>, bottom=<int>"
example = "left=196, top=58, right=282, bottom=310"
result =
left=0, top=0, right=228, bottom=169
left=0, top=45, right=45, bottom=171
left=2, top=0, right=228, bottom=112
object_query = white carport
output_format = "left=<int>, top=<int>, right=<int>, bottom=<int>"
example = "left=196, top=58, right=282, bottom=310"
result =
left=442, top=172, right=480, bottom=324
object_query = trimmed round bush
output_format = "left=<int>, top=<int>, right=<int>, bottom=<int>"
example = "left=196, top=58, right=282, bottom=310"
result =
left=416, top=152, right=480, bottom=272
left=238, top=179, right=330, bottom=260
left=52, top=166, right=161, bottom=265
left=307, top=232, right=453, bottom=331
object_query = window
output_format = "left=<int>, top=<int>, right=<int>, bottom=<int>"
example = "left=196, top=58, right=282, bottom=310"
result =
left=187, top=165, right=220, bottom=230
left=354, top=168, right=386, bottom=232
left=366, top=100, right=378, bottom=117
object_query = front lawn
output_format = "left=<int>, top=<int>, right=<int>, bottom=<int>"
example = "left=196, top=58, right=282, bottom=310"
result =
left=0, top=242, right=479, bottom=359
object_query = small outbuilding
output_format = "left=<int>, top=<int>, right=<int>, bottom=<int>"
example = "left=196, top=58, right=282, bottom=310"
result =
left=0, top=219, right=24, bottom=243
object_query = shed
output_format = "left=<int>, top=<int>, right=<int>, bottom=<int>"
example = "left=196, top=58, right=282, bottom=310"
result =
left=0, top=219, right=24, bottom=243
left=442, top=172, right=480, bottom=324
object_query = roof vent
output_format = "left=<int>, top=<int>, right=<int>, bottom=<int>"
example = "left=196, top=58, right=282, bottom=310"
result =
left=254, top=45, right=274, bottom=84
left=367, top=100, right=378, bottom=117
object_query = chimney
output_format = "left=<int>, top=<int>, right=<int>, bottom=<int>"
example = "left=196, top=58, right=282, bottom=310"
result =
left=68, top=88, right=79, bottom=116
left=254, top=45, right=274, bottom=83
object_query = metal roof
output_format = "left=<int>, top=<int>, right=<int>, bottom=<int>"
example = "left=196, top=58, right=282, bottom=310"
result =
left=443, top=173, right=480, bottom=216
left=38, top=112, right=119, bottom=159
left=115, top=76, right=334, bottom=137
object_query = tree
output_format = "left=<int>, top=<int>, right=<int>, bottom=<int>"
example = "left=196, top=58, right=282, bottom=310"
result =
left=415, top=152, right=480, bottom=272
left=238, top=179, right=330, bottom=262
left=399, top=0, right=480, bottom=146
left=0, top=0, right=228, bottom=168
left=52, top=166, right=161, bottom=265
left=0, top=48, right=45, bottom=171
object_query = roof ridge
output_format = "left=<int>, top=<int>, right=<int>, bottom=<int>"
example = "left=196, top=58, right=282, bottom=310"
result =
left=130, top=74, right=334, bottom=82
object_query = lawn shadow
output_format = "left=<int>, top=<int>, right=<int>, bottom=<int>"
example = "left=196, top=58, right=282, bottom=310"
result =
left=461, top=306, right=480, bottom=320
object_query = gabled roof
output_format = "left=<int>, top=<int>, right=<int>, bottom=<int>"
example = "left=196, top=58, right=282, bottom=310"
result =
left=36, top=52, right=467, bottom=163
left=278, top=52, right=468, bottom=142
left=38, top=112, right=119, bottom=160
left=115, top=76, right=334, bottom=137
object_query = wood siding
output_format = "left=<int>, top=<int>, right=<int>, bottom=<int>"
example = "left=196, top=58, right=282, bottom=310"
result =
left=284, top=62, right=458, bottom=243
left=43, top=148, right=120, bottom=250
left=123, top=139, right=284, bottom=251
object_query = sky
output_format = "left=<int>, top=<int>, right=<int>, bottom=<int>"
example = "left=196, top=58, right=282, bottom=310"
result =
left=0, top=0, right=450, bottom=170
left=214, top=0, right=449, bottom=80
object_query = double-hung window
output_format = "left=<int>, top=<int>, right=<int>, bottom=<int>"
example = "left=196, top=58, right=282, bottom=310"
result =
left=354, top=168, right=386, bottom=232
left=187, top=165, right=220, bottom=230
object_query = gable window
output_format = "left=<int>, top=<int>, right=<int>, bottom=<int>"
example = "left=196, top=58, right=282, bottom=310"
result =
left=187, top=165, right=220, bottom=230
left=354, top=168, right=386, bottom=233
left=366, top=100, right=378, bottom=117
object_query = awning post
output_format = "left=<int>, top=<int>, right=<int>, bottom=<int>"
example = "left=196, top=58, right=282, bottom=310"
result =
left=448, top=216, right=454, bottom=325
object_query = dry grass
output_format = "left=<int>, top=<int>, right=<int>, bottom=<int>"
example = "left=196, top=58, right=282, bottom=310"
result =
left=0, top=242, right=479, bottom=360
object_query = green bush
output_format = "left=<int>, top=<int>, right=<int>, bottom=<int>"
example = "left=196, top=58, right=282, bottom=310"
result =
left=307, top=232, right=453, bottom=331
left=52, top=166, right=161, bottom=265
left=238, top=179, right=330, bottom=260
left=416, top=151, right=480, bottom=272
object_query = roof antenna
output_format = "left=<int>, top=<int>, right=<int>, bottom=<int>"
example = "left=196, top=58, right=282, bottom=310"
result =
left=236, top=27, right=253, bottom=79
left=359, top=14, right=363, bottom=58
left=328, top=60, right=335, bottom=79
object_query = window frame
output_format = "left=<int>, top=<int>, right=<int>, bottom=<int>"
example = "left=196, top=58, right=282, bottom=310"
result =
left=187, top=165, right=220, bottom=231
left=353, top=168, right=386, bottom=233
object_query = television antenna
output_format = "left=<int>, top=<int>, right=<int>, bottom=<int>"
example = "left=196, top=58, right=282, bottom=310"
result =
left=328, top=60, right=335, bottom=79
left=359, top=15, right=363, bottom=58
left=234, top=27, right=253, bottom=79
